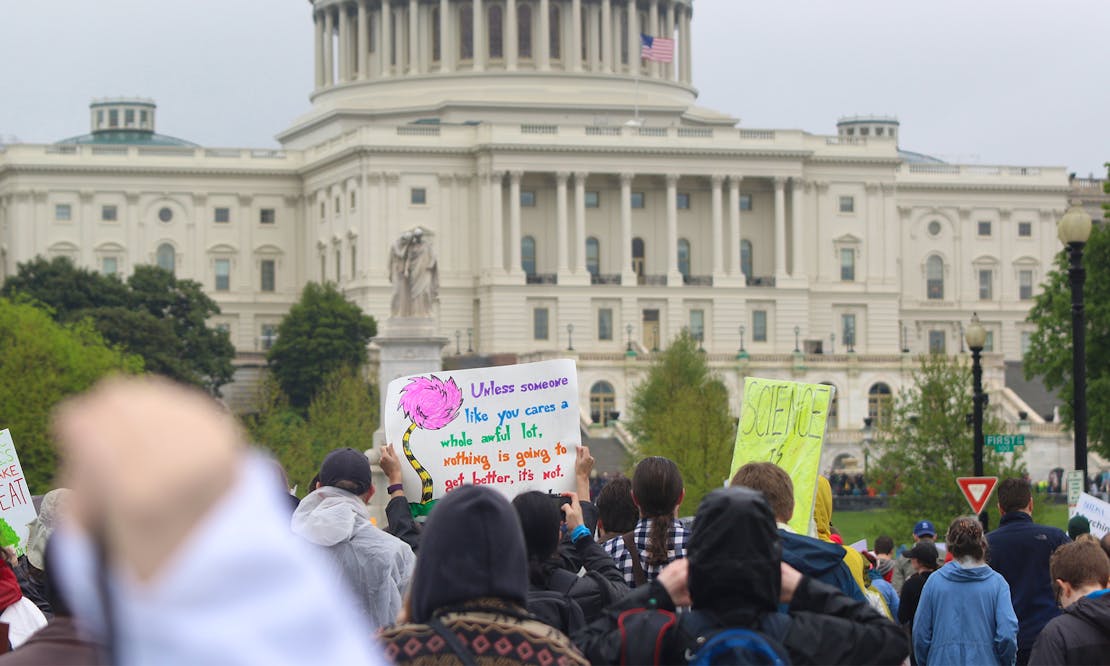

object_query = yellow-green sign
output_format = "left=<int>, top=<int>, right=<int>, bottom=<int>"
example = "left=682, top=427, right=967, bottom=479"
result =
left=731, top=377, right=834, bottom=535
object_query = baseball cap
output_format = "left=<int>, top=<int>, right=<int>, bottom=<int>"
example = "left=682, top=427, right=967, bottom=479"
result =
left=906, top=541, right=939, bottom=567
left=319, top=448, right=373, bottom=496
left=913, top=520, right=937, bottom=538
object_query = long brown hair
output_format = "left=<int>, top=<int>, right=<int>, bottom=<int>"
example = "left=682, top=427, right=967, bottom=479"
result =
left=632, top=457, right=684, bottom=566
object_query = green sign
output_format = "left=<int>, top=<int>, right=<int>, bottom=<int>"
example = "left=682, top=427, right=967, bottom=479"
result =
left=985, top=434, right=1024, bottom=453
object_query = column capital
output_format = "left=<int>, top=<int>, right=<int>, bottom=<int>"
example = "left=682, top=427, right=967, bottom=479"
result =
left=865, top=181, right=881, bottom=193
left=728, top=174, right=744, bottom=185
left=490, top=170, right=506, bottom=183
left=573, top=171, right=589, bottom=183
left=772, top=176, right=787, bottom=189
left=237, top=194, right=254, bottom=206
left=619, top=172, right=634, bottom=185
left=710, top=174, right=724, bottom=187
left=437, top=172, right=455, bottom=185
left=555, top=171, right=570, bottom=183
left=509, top=170, right=524, bottom=183
left=881, top=182, right=897, bottom=194
left=791, top=176, right=807, bottom=188
left=665, top=174, right=680, bottom=186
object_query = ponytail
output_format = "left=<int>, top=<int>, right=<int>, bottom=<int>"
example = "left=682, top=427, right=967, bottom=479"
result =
left=631, top=457, right=684, bottom=566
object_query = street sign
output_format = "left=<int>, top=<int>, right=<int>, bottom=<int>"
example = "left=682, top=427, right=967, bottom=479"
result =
left=985, top=434, right=1024, bottom=453
left=1067, top=470, right=1085, bottom=515
left=957, top=476, right=999, bottom=515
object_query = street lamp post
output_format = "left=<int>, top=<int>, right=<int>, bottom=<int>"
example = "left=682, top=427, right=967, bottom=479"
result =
left=738, top=325, right=746, bottom=355
left=625, top=323, right=634, bottom=355
left=829, top=333, right=835, bottom=355
left=1058, top=204, right=1093, bottom=484
left=794, top=326, right=800, bottom=353
left=454, top=329, right=461, bottom=355
left=466, top=327, right=473, bottom=353
left=965, top=312, right=988, bottom=529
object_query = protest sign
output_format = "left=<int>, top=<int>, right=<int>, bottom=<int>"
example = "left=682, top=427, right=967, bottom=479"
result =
left=384, top=359, right=580, bottom=512
left=1074, top=493, right=1110, bottom=539
left=0, top=430, right=36, bottom=553
left=730, top=378, right=833, bottom=535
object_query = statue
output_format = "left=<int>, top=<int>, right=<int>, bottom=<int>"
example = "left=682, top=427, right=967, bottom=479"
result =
left=389, top=227, right=439, bottom=318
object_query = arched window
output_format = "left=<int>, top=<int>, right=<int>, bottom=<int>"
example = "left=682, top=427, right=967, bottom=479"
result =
left=741, top=239, right=753, bottom=278
left=518, top=4, right=532, bottom=58
left=926, top=255, right=944, bottom=300
left=156, top=243, right=176, bottom=274
left=521, top=236, right=536, bottom=276
left=432, top=8, right=441, bottom=62
left=632, top=237, right=645, bottom=279
left=549, top=5, right=561, bottom=59
left=868, top=383, right=893, bottom=429
left=586, top=237, right=600, bottom=276
left=590, top=381, right=616, bottom=426
left=488, top=5, right=504, bottom=59
left=677, top=239, right=691, bottom=278
left=460, top=6, right=474, bottom=60
left=821, top=382, right=838, bottom=429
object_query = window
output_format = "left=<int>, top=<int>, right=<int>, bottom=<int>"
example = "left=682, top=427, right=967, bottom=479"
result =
left=1021, top=331, right=1032, bottom=355
left=488, top=5, right=503, bottom=59
left=590, top=381, right=615, bottom=426
left=978, top=220, right=991, bottom=237
left=101, top=257, right=118, bottom=276
left=631, top=192, right=645, bottom=209
left=215, top=323, right=230, bottom=336
left=156, top=243, right=175, bottom=274
left=460, top=6, right=474, bottom=59
left=109, top=109, right=118, bottom=127
left=54, top=204, right=71, bottom=221
left=676, top=193, right=690, bottom=210
left=1018, top=221, right=1032, bottom=237
left=677, top=239, right=691, bottom=278
left=984, top=331, right=994, bottom=352
left=597, top=308, right=613, bottom=341
left=260, top=208, right=276, bottom=224
left=518, top=4, right=532, bottom=58
left=214, top=259, right=231, bottom=291
left=839, top=196, right=854, bottom=213
left=411, top=188, right=427, bottom=205
left=520, top=190, right=536, bottom=207
left=740, top=239, right=753, bottom=278
left=928, top=330, right=946, bottom=354
left=739, top=194, right=752, bottom=211
left=125, top=109, right=135, bottom=127
left=521, top=236, right=536, bottom=276
left=320, top=201, right=326, bottom=220
left=533, top=307, right=549, bottom=340
left=320, top=254, right=326, bottom=280
left=350, top=191, right=356, bottom=210
left=979, top=269, right=993, bottom=300
left=101, top=205, right=118, bottom=222
left=140, top=110, right=148, bottom=126
left=689, top=309, right=705, bottom=342
left=214, top=207, right=230, bottom=223
left=632, top=238, right=645, bottom=278
left=350, top=243, right=357, bottom=277
left=586, top=237, right=599, bottom=276
left=1019, top=270, right=1034, bottom=300
left=97, top=110, right=104, bottom=127
left=752, top=310, right=767, bottom=342
left=928, top=220, right=942, bottom=237
left=860, top=127, right=870, bottom=136
left=926, top=255, right=944, bottom=300
left=585, top=191, right=600, bottom=208
left=335, top=249, right=341, bottom=282
left=868, top=383, right=893, bottom=428
left=158, top=207, right=173, bottom=223
left=549, top=5, right=561, bottom=59
left=842, top=314, right=856, bottom=349
left=334, top=197, right=340, bottom=214
left=260, top=259, right=275, bottom=292
left=822, top=382, right=838, bottom=429
left=260, top=324, right=278, bottom=351
left=840, top=248, right=855, bottom=282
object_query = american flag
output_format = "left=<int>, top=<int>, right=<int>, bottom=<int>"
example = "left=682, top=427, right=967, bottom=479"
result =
left=640, top=34, right=675, bottom=63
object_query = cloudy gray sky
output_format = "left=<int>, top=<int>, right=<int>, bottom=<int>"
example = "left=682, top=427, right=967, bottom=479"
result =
left=1, top=0, right=1105, bottom=175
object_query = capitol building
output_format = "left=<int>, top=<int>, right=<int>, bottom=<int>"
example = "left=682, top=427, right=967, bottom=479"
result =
left=0, top=0, right=1096, bottom=478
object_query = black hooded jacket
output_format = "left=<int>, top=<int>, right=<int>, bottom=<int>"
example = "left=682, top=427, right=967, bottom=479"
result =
left=575, top=487, right=909, bottom=665
left=1028, top=590, right=1110, bottom=665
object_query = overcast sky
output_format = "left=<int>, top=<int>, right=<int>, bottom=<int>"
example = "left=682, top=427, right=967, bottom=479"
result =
left=1, top=0, right=1105, bottom=175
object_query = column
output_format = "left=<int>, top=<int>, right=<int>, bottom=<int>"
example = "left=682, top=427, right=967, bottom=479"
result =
left=600, top=0, right=612, bottom=73
left=338, top=3, right=350, bottom=81
left=664, top=0, right=675, bottom=81
left=358, top=0, right=369, bottom=79
left=711, top=175, right=724, bottom=276
left=506, top=0, right=518, bottom=70
left=409, top=0, right=420, bottom=73
left=620, top=173, right=634, bottom=283
left=381, top=0, right=392, bottom=77
left=490, top=171, right=504, bottom=272
left=509, top=171, right=523, bottom=273
left=315, top=11, right=325, bottom=88
left=473, top=0, right=486, bottom=71
left=556, top=172, right=569, bottom=273
left=626, top=0, right=638, bottom=75
left=573, top=172, right=587, bottom=273
left=324, top=8, right=335, bottom=85
left=729, top=175, right=743, bottom=278
left=440, top=0, right=452, bottom=72
left=666, top=174, right=679, bottom=281
left=570, top=0, right=582, bottom=72
left=773, top=177, right=787, bottom=279
left=791, top=177, right=805, bottom=279
left=539, top=0, right=550, bottom=70
left=647, top=0, right=659, bottom=78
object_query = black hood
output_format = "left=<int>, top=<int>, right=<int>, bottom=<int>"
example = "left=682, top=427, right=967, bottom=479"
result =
left=409, top=486, right=529, bottom=622
left=688, top=487, right=781, bottom=624
left=1066, top=591, right=1110, bottom=639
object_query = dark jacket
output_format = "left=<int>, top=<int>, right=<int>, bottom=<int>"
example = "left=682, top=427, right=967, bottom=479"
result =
left=987, top=512, right=1070, bottom=655
left=781, top=530, right=867, bottom=602
left=1028, top=589, right=1110, bottom=665
left=898, top=570, right=933, bottom=626
left=529, top=533, right=629, bottom=631
left=575, top=487, right=908, bottom=665
left=0, top=617, right=102, bottom=665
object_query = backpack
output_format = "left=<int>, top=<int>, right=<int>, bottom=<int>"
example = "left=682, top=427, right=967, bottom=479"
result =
left=678, top=610, right=792, bottom=666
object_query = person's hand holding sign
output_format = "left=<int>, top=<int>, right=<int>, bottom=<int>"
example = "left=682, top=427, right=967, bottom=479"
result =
left=575, top=445, right=594, bottom=501
left=380, top=445, right=405, bottom=498
left=560, top=491, right=584, bottom=531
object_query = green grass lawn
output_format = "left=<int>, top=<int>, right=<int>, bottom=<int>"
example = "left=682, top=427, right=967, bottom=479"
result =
left=831, top=495, right=1071, bottom=551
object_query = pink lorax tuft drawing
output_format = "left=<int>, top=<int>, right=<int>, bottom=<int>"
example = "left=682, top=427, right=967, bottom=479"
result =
left=398, top=375, right=464, bottom=504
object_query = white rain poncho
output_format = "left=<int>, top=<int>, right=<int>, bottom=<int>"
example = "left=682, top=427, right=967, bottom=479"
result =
left=291, top=486, right=415, bottom=628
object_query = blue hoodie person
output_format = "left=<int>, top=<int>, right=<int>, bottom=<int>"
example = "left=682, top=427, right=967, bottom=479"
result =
left=914, top=517, right=1018, bottom=666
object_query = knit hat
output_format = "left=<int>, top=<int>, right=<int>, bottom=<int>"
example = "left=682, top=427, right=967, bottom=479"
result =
left=1067, top=514, right=1091, bottom=540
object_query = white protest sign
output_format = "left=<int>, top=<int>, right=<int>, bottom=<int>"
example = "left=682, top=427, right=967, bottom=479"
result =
left=1074, top=493, right=1110, bottom=539
left=0, top=430, right=36, bottom=553
left=384, top=359, right=580, bottom=513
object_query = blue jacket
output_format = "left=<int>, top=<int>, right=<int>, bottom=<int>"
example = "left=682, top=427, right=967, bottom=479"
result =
left=779, top=530, right=866, bottom=602
left=913, top=561, right=1018, bottom=666
left=986, top=512, right=1070, bottom=654
left=870, top=570, right=900, bottom=619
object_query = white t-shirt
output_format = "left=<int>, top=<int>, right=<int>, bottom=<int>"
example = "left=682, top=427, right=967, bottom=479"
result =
left=1, top=596, right=48, bottom=648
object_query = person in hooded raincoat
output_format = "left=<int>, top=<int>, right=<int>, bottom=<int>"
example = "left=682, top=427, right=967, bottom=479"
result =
left=576, top=486, right=909, bottom=665
left=814, top=476, right=869, bottom=600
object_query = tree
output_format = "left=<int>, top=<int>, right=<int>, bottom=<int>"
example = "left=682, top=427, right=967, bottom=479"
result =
left=871, top=354, right=1025, bottom=531
left=0, top=298, right=143, bottom=493
left=267, top=282, right=377, bottom=409
left=624, top=331, right=736, bottom=513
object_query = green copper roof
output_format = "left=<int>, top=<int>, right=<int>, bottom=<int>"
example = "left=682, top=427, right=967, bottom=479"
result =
left=56, top=130, right=198, bottom=147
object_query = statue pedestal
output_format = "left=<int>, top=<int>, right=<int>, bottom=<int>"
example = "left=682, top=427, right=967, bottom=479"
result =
left=367, top=317, right=447, bottom=527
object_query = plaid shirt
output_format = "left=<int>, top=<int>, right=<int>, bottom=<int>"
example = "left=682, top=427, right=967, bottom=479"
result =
left=602, top=518, right=690, bottom=588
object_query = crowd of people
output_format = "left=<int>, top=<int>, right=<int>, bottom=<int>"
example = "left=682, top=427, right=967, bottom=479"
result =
left=0, top=376, right=1107, bottom=665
